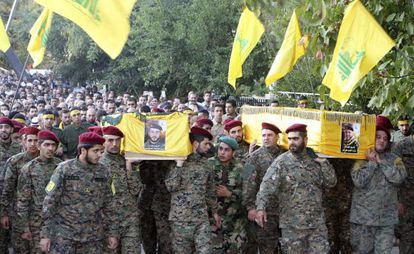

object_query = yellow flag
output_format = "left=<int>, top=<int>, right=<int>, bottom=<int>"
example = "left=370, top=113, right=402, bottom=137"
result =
left=265, top=10, right=307, bottom=86
left=228, top=7, right=265, bottom=88
left=28, top=8, right=53, bottom=67
left=34, top=0, right=138, bottom=59
left=0, top=18, right=10, bottom=53
left=322, top=0, right=395, bottom=106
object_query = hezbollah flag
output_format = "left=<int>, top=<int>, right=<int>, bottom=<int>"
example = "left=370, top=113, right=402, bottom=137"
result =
left=228, top=7, right=265, bottom=88
left=0, top=17, right=10, bottom=52
left=34, top=0, right=137, bottom=59
left=265, top=10, right=307, bottom=86
left=322, top=0, right=395, bottom=106
left=28, top=8, right=53, bottom=67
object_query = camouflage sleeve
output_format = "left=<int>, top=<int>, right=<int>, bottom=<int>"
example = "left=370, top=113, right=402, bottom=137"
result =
left=127, top=165, right=143, bottom=196
left=228, top=169, right=244, bottom=204
left=351, top=160, right=376, bottom=188
left=206, top=167, right=218, bottom=214
left=242, top=163, right=258, bottom=212
left=15, top=164, right=32, bottom=233
left=255, top=160, right=281, bottom=211
left=381, top=156, right=407, bottom=185
left=165, top=165, right=184, bottom=193
left=103, top=176, right=119, bottom=238
left=391, top=140, right=403, bottom=157
left=41, top=165, right=64, bottom=239
left=0, top=158, right=17, bottom=217
left=319, top=160, right=337, bottom=188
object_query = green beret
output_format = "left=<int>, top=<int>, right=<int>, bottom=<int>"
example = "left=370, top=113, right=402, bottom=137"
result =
left=219, top=136, right=239, bottom=150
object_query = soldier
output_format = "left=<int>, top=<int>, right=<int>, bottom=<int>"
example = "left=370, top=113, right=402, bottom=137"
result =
left=256, top=123, right=337, bottom=253
left=350, top=116, right=407, bottom=253
left=196, top=118, right=214, bottom=132
left=0, top=116, right=22, bottom=253
left=210, top=136, right=247, bottom=253
left=15, top=130, right=62, bottom=253
left=39, top=132, right=118, bottom=253
left=165, top=126, right=218, bottom=253
left=100, top=126, right=142, bottom=254
left=392, top=120, right=414, bottom=254
left=224, top=120, right=249, bottom=160
left=243, top=123, right=284, bottom=254
left=0, top=127, right=40, bottom=253
left=391, top=115, right=411, bottom=144
left=144, top=123, right=165, bottom=151
left=61, top=108, right=93, bottom=160
left=39, top=110, right=64, bottom=157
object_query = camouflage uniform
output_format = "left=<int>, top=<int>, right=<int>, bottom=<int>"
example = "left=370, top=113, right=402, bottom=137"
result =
left=100, top=152, right=142, bottom=254
left=391, top=130, right=411, bottom=144
left=211, top=122, right=225, bottom=142
left=350, top=152, right=406, bottom=253
left=243, top=146, right=284, bottom=254
left=0, top=151, right=37, bottom=253
left=0, top=140, right=22, bottom=253
left=234, top=140, right=249, bottom=162
left=210, top=157, right=247, bottom=253
left=165, top=153, right=217, bottom=253
left=322, top=159, right=354, bottom=254
left=40, top=159, right=118, bottom=253
left=256, top=150, right=337, bottom=254
left=15, top=157, right=62, bottom=253
left=392, top=136, right=414, bottom=253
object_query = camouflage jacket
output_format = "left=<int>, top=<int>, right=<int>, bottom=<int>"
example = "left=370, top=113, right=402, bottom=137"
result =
left=234, top=141, right=250, bottom=162
left=209, top=157, right=246, bottom=220
left=15, top=157, right=62, bottom=233
left=0, top=151, right=37, bottom=217
left=392, top=136, right=414, bottom=207
left=350, top=151, right=406, bottom=226
left=243, top=146, right=284, bottom=213
left=0, top=140, right=22, bottom=194
left=256, top=150, right=337, bottom=229
left=100, top=152, right=142, bottom=220
left=165, top=153, right=217, bottom=222
left=40, top=159, right=118, bottom=241
left=391, top=130, right=410, bottom=144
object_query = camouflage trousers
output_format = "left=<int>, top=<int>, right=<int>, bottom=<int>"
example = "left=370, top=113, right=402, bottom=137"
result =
left=50, top=236, right=104, bottom=254
left=280, top=226, right=330, bottom=254
left=244, top=215, right=279, bottom=254
left=0, top=226, right=9, bottom=254
left=153, top=192, right=172, bottom=254
left=11, top=222, right=30, bottom=253
left=104, top=216, right=141, bottom=254
left=212, top=218, right=246, bottom=254
left=170, top=221, right=212, bottom=254
left=398, top=207, right=414, bottom=254
left=350, top=223, right=394, bottom=254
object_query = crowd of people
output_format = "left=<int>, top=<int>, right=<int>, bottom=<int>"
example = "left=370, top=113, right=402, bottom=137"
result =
left=0, top=68, right=412, bottom=254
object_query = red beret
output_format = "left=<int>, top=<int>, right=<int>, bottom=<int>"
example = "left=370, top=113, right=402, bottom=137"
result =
left=285, top=123, right=307, bottom=134
left=223, top=118, right=233, bottom=125
left=79, top=132, right=105, bottom=146
left=19, top=126, right=40, bottom=136
left=88, top=126, right=103, bottom=136
left=0, top=117, right=13, bottom=126
left=224, top=120, right=242, bottom=132
left=190, top=126, right=213, bottom=141
left=152, top=108, right=165, bottom=113
left=38, top=130, right=60, bottom=143
left=262, top=122, right=281, bottom=134
left=196, top=118, right=213, bottom=127
left=376, top=115, right=392, bottom=139
left=11, top=120, right=25, bottom=133
left=103, top=126, right=124, bottom=138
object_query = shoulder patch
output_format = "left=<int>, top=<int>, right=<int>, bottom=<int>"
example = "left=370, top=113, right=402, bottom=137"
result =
left=352, top=160, right=365, bottom=171
left=45, top=181, right=56, bottom=193
left=394, top=157, right=404, bottom=167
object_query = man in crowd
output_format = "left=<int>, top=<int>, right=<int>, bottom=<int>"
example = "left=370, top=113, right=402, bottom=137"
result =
left=350, top=115, right=406, bottom=253
left=40, top=132, right=118, bottom=252
left=144, top=123, right=165, bottom=150
left=243, top=123, right=284, bottom=254
left=392, top=115, right=412, bottom=143
left=297, top=96, right=309, bottom=108
left=0, top=127, right=40, bottom=253
left=59, top=109, right=71, bottom=130
left=256, top=124, right=337, bottom=253
left=165, top=126, right=218, bottom=253
left=224, top=120, right=249, bottom=160
left=211, top=104, right=225, bottom=141
left=15, top=130, right=62, bottom=253
left=223, top=99, right=238, bottom=121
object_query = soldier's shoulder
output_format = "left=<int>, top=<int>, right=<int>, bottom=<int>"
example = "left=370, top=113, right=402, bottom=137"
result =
left=53, top=157, right=63, bottom=164
left=247, top=147, right=265, bottom=158
left=8, top=152, right=26, bottom=162
left=351, top=159, right=367, bottom=171
left=58, top=159, right=76, bottom=171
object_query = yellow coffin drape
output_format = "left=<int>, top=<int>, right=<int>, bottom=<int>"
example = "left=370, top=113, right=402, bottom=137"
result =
left=241, top=106, right=376, bottom=159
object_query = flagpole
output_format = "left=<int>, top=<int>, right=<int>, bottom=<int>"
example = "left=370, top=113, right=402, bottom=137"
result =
left=5, top=0, right=19, bottom=31
left=10, top=54, right=30, bottom=107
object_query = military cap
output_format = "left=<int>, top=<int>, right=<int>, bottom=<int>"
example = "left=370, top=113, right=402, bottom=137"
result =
left=79, top=132, right=105, bottom=146
left=103, top=126, right=124, bottom=138
left=88, top=126, right=103, bottom=136
left=262, top=122, right=281, bottom=134
left=224, top=120, right=242, bottom=132
left=12, top=113, right=26, bottom=124
left=190, top=126, right=213, bottom=141
left=342, top=123, right=354, bottom=131
left=0, top=117, right=14, bottom=126
left=285, top=123, right=307, bottom=134
left=218, top=136, right=239, bottom=150
left=148, top=123, right=163, bottom=131
left=38, top=130, right=60, bottom=143
left=152, top=107, right=165, bottom=113
left=398, top=115, right=409, bottom=125
left=298, top=96, right=308, bottom=103
left=19, top=126, right=40, bottom=136
left=196, top=118, right=213, bottom=127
